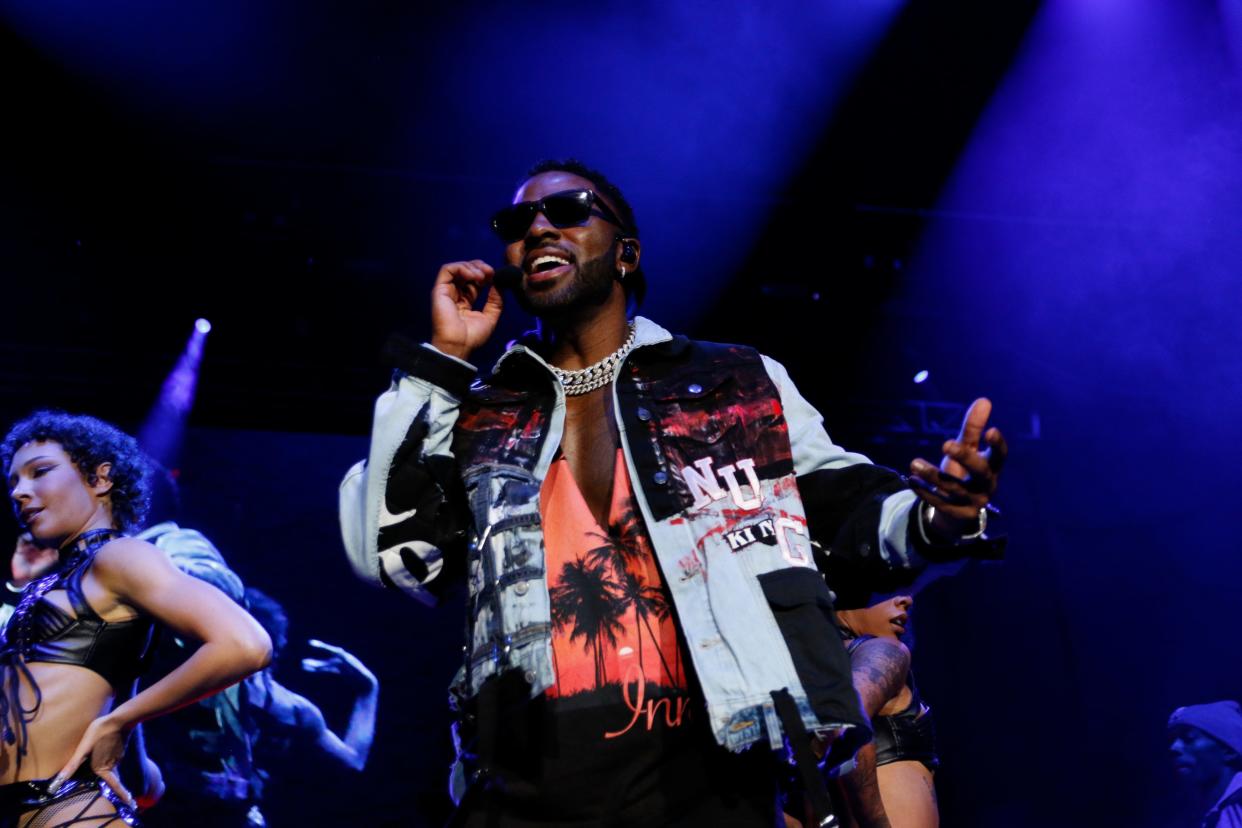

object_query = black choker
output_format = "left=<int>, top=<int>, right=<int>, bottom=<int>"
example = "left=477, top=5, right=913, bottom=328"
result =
left=60, top=528, right=123, bottom=558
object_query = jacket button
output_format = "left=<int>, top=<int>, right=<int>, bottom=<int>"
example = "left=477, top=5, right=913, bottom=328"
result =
left=524, top=670, right=537, bottom=684
left=514, top=581, right=529, bottom=596
left=636, top=407, right=652, bottom=422
left=687, top=383, right=703, bottom=395
left=653, top=471, right=669, bottom=485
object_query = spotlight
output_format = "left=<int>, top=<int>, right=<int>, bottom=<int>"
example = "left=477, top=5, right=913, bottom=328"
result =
left=913, top=370, right=929, bottom=384
left=139, top=319, right=211, bottom=467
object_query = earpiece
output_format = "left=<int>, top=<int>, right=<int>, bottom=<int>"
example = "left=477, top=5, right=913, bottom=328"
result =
left=619, top=240, right=638, bottom=265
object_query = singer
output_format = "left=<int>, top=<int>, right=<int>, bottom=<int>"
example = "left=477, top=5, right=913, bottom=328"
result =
left=339, top=159, right=1007, bottom=827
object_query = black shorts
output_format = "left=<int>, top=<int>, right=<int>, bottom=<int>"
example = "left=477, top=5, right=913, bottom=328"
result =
left=0, top=770, right=137, bottom=828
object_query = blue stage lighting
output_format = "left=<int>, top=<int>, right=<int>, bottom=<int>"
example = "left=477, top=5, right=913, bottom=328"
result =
left=195, top=318, right=212, bottom=334
left=913, top=370, right=929, bottom=384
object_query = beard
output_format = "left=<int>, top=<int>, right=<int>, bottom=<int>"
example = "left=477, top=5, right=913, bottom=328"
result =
left=516, top=250, right=617, bottom=321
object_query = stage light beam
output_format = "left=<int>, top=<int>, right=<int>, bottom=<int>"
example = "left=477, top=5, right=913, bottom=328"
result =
left=138, top=319, right=211, bottom=469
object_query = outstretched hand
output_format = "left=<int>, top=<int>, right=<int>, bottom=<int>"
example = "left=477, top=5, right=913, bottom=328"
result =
left=302, top=639, right=378, bottom=689
left=48, top=714, right=136, bottom=810
left=429, top=260, right=504, bottom=362
left=908, top=397, right=1007, bottom=532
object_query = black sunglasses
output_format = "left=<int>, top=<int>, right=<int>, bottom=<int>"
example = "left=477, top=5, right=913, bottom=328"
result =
left=490, top=189, right=626, bottom=243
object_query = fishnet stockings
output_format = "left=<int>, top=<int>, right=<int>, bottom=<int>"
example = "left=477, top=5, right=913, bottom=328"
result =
left=17, top=787, right=128, bottom=828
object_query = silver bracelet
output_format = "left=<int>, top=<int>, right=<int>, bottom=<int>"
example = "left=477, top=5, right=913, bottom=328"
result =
left=918, top=503, right=987, bottom=545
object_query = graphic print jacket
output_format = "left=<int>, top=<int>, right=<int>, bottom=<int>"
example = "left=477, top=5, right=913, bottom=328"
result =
left=339, top=316, right=973, bottom=758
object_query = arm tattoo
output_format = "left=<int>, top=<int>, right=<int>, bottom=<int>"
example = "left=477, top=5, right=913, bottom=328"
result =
left=850, top=639, right=910, bottom=718
left=841, top=743, right=893, bottom=828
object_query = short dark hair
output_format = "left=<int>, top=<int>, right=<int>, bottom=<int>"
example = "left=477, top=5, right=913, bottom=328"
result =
left=245, top=586, right=289, bottom=657
left=525, top=158, right=646, bottom=308
left=1, top=410, right=153, bottom=534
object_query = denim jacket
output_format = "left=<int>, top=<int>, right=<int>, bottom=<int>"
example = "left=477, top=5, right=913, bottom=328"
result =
left=340, top=317, right=962, bottom=758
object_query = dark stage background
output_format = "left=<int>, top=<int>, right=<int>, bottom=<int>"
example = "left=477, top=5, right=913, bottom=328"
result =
left=4, top=1, right=1242, bottom=825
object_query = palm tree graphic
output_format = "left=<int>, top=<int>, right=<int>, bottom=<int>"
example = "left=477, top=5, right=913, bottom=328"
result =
left=585, top=497, right=680, bottom=688
left=613, top=567, right=677, bottom=685
left=549, top=557, right=628, bottom=688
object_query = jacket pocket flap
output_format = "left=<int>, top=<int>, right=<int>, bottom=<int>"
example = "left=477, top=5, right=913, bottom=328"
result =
left=757, top=567, right=834, bottom=610
left=649, top=373, right=733, bottom=402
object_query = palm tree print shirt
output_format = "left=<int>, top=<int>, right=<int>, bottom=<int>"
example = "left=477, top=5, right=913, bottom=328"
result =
left=542, top=448, right=689, bottom=720
left=474, top=447, right=741, bottom=820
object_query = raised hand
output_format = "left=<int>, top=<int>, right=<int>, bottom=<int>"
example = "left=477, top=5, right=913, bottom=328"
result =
left=429, top=259, right=504, bottom=361
left=11, top=534, right=57, bottom=584
left=908, top=397, right=1007, bottom=535
left=302, top=638, right=378, bottom=690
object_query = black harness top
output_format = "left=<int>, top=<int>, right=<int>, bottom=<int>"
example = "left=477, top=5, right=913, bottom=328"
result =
left=0, top=529, right=156, bottom=768
left=17, top=553, right=154, bottom=689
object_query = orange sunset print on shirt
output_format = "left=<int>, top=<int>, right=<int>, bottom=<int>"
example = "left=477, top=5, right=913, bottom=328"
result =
left=540, top=449, right=690, bottom=738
